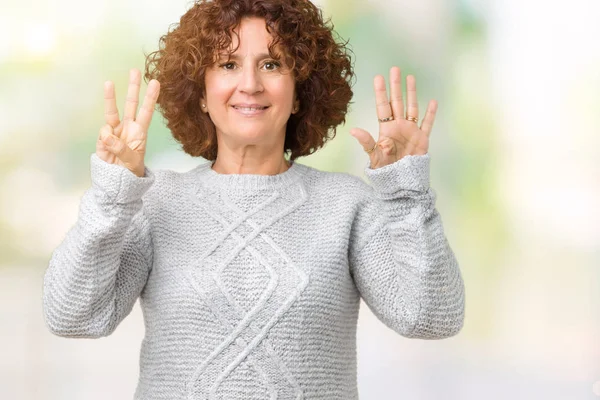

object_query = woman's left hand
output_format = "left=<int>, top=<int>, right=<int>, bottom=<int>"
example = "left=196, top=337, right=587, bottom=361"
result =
left=350, top=66, right=438, bottom=169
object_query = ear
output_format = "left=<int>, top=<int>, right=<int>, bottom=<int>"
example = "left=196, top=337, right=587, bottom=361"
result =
left=200, top=97, right=208, bottom=113
left=291, top=99, right=300, bottom=114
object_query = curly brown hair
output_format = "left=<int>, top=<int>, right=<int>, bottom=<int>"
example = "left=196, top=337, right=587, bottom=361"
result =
left=144, top=0, right=354, bottom=161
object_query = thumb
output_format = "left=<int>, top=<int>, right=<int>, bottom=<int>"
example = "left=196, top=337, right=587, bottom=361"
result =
left=99, top=126, right=142, bottom=172
left=350, top=128, right=377, bottom=153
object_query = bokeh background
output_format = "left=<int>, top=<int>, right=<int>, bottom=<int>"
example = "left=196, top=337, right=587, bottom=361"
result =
left=1, top=0, right=599, bottom=398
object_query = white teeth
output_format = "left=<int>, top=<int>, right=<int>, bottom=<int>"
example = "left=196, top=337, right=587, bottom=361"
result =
left=234, top=106, right=266, bottom=111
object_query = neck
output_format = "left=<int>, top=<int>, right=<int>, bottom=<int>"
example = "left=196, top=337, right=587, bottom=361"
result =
left=211, top=136, right=290, bottom=176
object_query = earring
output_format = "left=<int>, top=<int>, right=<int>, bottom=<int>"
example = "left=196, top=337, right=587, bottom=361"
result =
left=202, top=104, right=206, bottom=108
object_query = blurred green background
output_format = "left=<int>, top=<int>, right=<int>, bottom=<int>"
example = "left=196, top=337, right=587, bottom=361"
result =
left=1, top=0, right=599, bottom=398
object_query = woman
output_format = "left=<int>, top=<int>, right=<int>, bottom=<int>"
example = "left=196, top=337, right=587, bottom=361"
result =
left=42, top=0, right=465, bottom=398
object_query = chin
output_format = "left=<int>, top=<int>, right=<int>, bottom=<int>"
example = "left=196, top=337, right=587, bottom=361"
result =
left=234, top=126, right=279, bottom=143
left=230, top=131, right=271, bottom=145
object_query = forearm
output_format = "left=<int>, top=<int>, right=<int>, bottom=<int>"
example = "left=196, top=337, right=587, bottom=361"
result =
left=353, top=154, right=465, bottom=339
left=385, top=190, right=465, bottom=338
left=42, top=154, right=154, bottom=337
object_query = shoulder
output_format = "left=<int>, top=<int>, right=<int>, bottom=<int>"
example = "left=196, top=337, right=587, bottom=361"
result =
left=141, top=162, right=208, bottom=206
left=297, top=162, right=375, bottom=203
left=298, top=164, right=385, bottom=251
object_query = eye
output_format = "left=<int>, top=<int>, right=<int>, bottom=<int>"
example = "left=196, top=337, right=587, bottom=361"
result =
left=219, top=62, right=236, bottom=70
left=263, top=61, right=281, bottom=71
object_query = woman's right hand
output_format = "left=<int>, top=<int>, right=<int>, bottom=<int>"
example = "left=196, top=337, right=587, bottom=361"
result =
left=96, top=69, right=160, bottom=178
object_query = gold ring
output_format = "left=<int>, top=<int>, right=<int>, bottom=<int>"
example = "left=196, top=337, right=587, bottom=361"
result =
left=378, top=116, right=394, bottom=123
left=406, top=116, right=418, bottom=123
left=365, top=142, right=378, bottom=153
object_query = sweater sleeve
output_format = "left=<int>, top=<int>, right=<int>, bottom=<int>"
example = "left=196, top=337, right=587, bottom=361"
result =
left=42, top=153, right=155, bottom=338
left=348, top=154, right=465, bottom=339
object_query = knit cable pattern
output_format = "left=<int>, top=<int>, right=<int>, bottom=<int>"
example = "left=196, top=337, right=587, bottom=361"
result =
left=42, top=152, right=465, bottom=399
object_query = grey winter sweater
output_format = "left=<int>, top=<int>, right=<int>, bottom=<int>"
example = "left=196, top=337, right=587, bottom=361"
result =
left=42, top=152, right=465, bottom=400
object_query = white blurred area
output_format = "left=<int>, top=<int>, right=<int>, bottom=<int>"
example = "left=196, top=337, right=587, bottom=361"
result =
left=1, top=0, right=599, bottom=399
left=489, top=0, right=600, bottom=384
left=489, top=0, right=600, bottom=250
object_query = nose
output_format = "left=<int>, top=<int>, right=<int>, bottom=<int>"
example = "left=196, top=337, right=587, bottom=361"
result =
left=238, top=65, right=263, bottom=94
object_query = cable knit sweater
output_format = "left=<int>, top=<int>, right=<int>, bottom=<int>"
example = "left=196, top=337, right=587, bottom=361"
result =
left=42, top=152, right=465, bottom=400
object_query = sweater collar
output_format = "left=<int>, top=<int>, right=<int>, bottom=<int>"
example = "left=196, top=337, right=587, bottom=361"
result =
left=192, top=160, right=307, bottom=191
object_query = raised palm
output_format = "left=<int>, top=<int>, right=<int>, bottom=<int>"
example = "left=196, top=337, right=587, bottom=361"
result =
left=350, top=66, right=437, bottom=169
left=96, top=68, right=160, bottom=177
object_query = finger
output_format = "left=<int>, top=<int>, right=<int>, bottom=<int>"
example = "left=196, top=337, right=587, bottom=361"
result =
left=389, top=66, right=404, bottom=119
left=104, top=81, right=120, bottom=128
left=378, top=136, right=398, bottom=160
left=123, top=69, right=141, bottom=121
left=135, top=79, right=160, bottom=133
left=350, top=127, right=378, bottom=152
left=406, top=75, right=418, bottom=120
left=99, top=124, right=137, bottom=166
left=98, top=124, right=113, bottom=145
left=96, top=125, right=112, bottom=156
left=420, top=99, right=438, bottom=137
left=373, top=75, right=392, bottom=121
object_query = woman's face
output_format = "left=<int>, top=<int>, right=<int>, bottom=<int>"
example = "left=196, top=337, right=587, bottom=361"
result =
left=202, top=17, right=298, bottom=148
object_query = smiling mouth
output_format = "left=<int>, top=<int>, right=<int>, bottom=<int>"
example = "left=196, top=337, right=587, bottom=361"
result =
left=232, top=105, right=269, bottom=111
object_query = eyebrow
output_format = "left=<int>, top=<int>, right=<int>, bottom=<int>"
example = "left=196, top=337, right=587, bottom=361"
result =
left=217, top=53, right=276, bottom=60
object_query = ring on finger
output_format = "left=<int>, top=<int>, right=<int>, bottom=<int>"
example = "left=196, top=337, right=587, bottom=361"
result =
left=378, top=115, right=394, bottom=123
left=365, top=142, right=378, bottom=154
left=405, top=115, right=418, bottom=123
